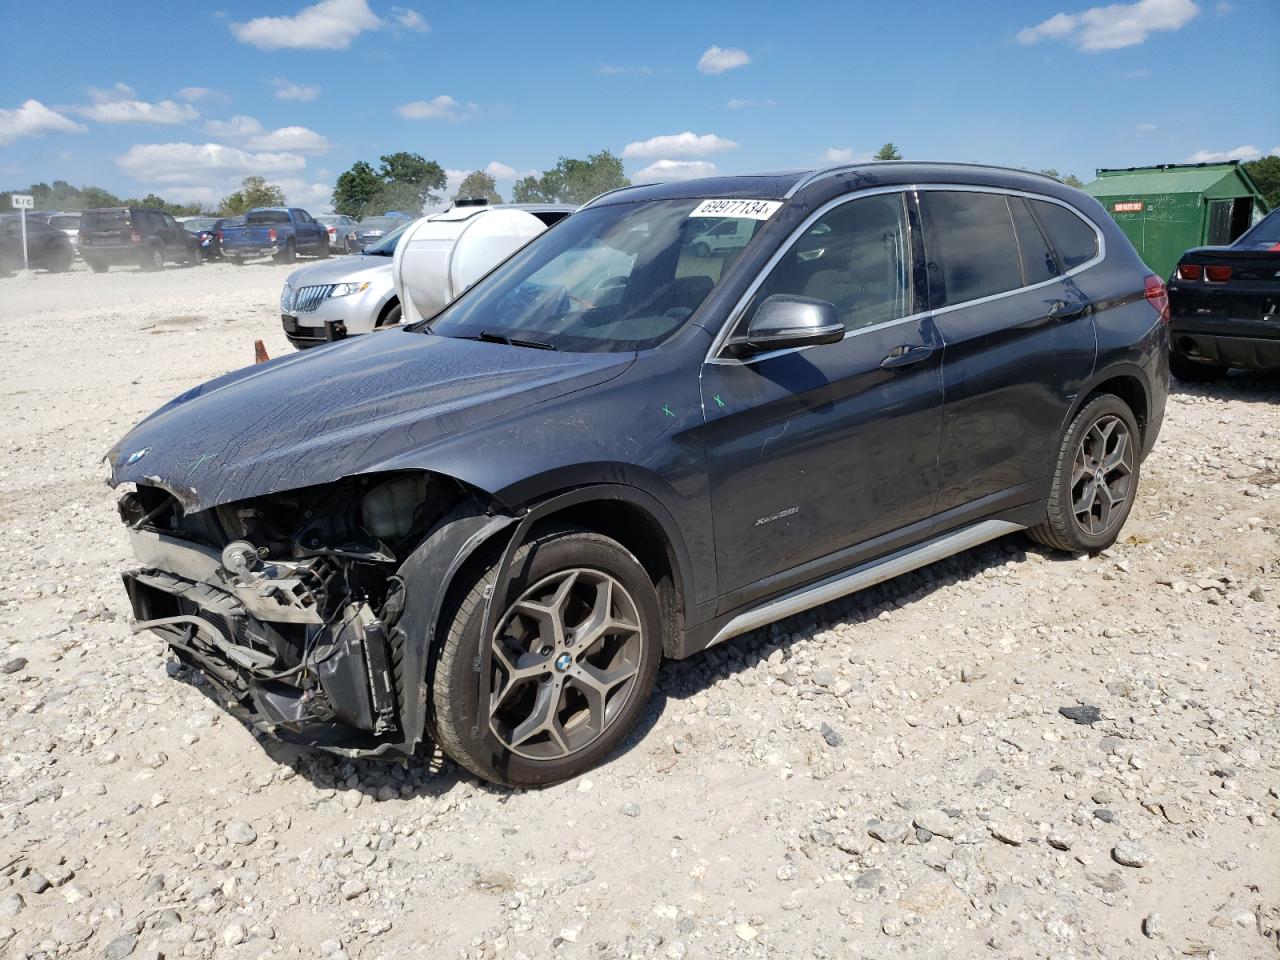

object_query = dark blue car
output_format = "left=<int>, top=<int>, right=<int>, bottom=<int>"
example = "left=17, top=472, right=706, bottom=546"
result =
left=109, top=162, right=1169, bottom=785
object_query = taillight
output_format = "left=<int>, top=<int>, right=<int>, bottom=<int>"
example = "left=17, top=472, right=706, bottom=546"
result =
left=1205, top=264, right=1232, bottom=282
left=1176, top=263, right=1202, bottom=281
left=327, top=227, right=336, bottom=234
left=130, top=230, right=141, bottom=244
left=1144, top=274, right=1170, bottom=324
left=216, top=231, right=224, bottom=242
left=267, top=227, right=277, bottom=242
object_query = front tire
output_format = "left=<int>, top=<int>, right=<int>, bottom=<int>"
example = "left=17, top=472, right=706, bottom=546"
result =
left=141, top=245, right=164, bottom=271
left=1169, top=349, right=1227, bottom=383
left=1028, top=394, right=1141, bottom=554
left=429, top=526, right=662, bottom=787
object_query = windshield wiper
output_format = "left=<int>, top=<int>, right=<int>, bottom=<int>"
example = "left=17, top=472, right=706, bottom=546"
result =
left=456, top=330, right=557, bottom=351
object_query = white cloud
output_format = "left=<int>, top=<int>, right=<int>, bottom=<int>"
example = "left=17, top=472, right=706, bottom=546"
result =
left=622, top=131, right=739, bottom=159
left=203, top=115, right=331, bottom=155
left=1183, top=145, right=1263, bottom=163
left=822, top=148, right=855, bottom=162
left=390, top=6, right=428, bottom=31
left=632, top=159, right=719, bottom=182
left=177, top=87, right=213, bottom=102
left=597, top=64, right=653, bottom=76
left=484, top=161, right=536, bottom=181
left=397, top=95, right=477, bottom=121
left=276, top=177, right=336, bottom=211
left=1134, top=122, right=1157, bottom=134
left=697, top=45, right=751, bottom=74
left=0, top=99, right=87, bottom=146
left=116, top=142, right=307, bottom=186
left=727, top=98, right=774, bottom=109
left=271, top=79, right=321, bottom=102
left=77, top=84, right=199, bottom=124
left=1017, top=0, right=1199, bottom=52
left=231, top=0, right=381, bottom=50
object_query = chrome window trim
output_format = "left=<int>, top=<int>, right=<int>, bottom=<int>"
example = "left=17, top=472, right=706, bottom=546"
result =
left=704, top=183, right=1105, bottom=367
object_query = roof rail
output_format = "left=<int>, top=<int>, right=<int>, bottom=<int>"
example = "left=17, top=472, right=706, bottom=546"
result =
left=784, top=160, right=1065, bottom=198
left=579, top=182, right=648, bottom=210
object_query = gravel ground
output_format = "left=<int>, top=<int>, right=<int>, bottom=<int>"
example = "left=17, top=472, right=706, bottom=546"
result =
left=1, top=262, right=1278, bottom=960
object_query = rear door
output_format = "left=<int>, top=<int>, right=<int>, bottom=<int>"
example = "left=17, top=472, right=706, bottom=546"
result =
left=159, top=213, right=186, bottom=260
left=921, top=189, right=1098, bottom=520
left=702, top=190, right=943, bottom=608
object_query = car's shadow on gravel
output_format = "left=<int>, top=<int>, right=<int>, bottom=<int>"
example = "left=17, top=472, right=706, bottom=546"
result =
left=171, top=533, right=1056, bottom=798
left=1170, top=368, right=1280, bottom=405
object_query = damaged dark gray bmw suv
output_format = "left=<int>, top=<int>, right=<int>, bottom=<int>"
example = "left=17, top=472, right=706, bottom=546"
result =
left=110, top=163, right=1170, bottom=786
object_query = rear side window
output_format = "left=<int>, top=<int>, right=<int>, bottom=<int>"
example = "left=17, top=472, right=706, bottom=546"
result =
left=1030, top=200, right=1098, bottom=269
left=1010, top=198, right=1060, bottom=285
left=246, top=210, right=291, bottom=225
left=923, top=191, right=1023, bottom=306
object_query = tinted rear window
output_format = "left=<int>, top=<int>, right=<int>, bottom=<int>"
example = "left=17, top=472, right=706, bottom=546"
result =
left=1010, top=197, right=1060, bottom=285
left=924, top=192, right=1023, bottom=306
left=81, top=209, right=130, bottom=231
left=245, top=210, right=291, bottom=224
left=1030, top=200, right=1098, bottom=269
left=358, top=217, right=398, bottom=231
left=48, top=214, right=80, bottom=230
left=1235, top=209, right=1280, bottom=248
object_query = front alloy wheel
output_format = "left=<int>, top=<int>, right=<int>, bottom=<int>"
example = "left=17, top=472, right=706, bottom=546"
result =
left=1069, top=414, right=1134, bottom=537
left=429, top=525, right=661, bottom=787
left=490, top=568, right=643, bottom=761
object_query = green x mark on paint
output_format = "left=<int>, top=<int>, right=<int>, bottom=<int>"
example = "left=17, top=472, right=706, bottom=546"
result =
left=713, top=395, right=725, bottom=408
left=662, top=404, right=676, bottom=418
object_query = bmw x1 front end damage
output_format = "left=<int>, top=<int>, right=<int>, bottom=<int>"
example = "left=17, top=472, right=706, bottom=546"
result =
left=115, top=471, right=498, bottom=757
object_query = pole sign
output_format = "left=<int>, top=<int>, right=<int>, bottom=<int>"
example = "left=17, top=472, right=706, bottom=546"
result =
left=11, top=194, right=33, bottom=270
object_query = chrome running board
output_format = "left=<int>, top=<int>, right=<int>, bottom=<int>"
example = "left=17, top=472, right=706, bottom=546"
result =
left=708, top=519, right=1024, bottom=647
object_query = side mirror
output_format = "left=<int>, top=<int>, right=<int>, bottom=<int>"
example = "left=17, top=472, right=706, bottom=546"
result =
left=727, top=295, right=844, bottom=358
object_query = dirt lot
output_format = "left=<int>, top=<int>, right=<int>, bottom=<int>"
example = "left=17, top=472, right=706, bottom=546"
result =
left=1, top=261, right=1277, bottom=960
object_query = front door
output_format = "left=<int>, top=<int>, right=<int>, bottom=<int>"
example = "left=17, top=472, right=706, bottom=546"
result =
left=701, top=191, right=944, bottom=610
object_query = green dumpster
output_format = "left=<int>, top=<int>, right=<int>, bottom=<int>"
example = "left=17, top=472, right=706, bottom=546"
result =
left=1083, top=161, right=1269, bottom=279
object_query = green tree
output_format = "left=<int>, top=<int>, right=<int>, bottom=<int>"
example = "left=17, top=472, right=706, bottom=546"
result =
left=455, top=170, right=502, bottom=204
left=1038, top=168, right=1085, bottom=189
left=331, top=161, right=382, bottom=218
left=219, top=176, right=287, bottom=215
left=331, top=153, right=447, bottom=218
left=1243, top=155, right=1280, bottom=210
left=874, top=143, right=903, bottom=161
left=511, top=151, right=629, bottom=205
left=378, top=151, right=446, bottom=210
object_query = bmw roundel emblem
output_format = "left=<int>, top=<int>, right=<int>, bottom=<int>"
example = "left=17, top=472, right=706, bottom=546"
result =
left=124, top=447, right=151, bottom=466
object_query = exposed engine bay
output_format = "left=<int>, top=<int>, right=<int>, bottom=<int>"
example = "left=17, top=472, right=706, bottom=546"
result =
left=117, top=472, right=467, bottom=754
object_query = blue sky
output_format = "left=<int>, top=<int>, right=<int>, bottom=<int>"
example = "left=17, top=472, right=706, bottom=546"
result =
left=1, top=0, right=1276, bottom=212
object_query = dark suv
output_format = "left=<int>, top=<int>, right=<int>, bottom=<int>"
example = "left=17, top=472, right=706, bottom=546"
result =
left=80, top=207, right=199, bottom=272
left=109, top=163, right=1169, bottom=786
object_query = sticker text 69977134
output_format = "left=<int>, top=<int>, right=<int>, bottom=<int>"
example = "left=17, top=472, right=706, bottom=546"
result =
left=689, top=199, right=783, bottom=220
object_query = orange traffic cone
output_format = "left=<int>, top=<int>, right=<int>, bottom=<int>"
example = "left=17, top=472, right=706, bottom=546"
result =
left=254, top=340, right=270, bottom=364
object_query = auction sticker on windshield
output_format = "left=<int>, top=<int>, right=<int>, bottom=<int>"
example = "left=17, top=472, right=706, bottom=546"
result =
left=689, top=199, right=782, bottom=220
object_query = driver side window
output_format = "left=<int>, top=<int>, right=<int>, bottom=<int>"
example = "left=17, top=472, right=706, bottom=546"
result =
left=748, top=193, right=912, bottom=335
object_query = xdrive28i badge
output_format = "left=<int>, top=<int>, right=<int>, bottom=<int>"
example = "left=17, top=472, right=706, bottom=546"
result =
left=123, top=447, right=151, bottom=466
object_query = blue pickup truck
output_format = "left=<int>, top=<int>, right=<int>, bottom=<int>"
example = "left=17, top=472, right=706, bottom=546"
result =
left=220, top=207, right=330, bottom=264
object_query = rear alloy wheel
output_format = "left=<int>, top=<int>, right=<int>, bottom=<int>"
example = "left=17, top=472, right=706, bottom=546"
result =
left=430, top=526, right=661, bottom=787
left=1169, top=349, right=1227, bottom=383
left=1029, top=394, right=1141, bottom=553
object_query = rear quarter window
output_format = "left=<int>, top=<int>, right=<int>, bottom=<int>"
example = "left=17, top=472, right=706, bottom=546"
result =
left=1029, top=199, right=1098, bottom=270
left=923, top=191, right=1023, bottom=306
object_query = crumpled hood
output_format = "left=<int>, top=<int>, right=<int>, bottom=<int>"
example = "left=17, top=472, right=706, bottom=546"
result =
left=285, top=255, right=392, bottom=288
left=108, top=329, right=633, bottom=512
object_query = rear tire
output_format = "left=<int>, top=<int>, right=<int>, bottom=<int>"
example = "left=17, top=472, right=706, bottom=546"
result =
left=87, top=259, right=109, bottom=273
left=141, top=246, right=164, bottom=272
left=276, top=241, right=296, bottom=265
left=317, top=238, right=331, bottom=259
left=429, top=525, right=662, bottom=788
left=49, top=242, right=74, bottom=273
left=1028, top=394, right=1141, bottom=554
left=1169, top=349, right=1227, bottom=383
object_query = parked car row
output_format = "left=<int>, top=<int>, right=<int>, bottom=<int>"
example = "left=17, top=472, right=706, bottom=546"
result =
left=110, top=162, right=1175, bottom=787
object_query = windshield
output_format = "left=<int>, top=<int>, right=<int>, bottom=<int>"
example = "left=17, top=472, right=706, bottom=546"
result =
left=362, top=222, right=411, bottom=255
left=183, top=218, right=217, bottom=232
left=1235, top=209, right=1280, bottom=249
left=246, top=210, right=291, bottom=225
left=425, top=198, right=768, bottom=352
left=49, top=214, right=80, bottom=230
left=357, top=217, right=398, bottom=232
